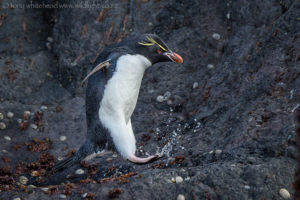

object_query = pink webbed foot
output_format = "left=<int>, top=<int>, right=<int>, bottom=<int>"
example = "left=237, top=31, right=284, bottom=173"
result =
left=128, top=153, right=160, bottom=164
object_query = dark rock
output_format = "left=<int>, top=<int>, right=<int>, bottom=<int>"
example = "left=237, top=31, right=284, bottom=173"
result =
left=0, top=0, right=299, bottom=199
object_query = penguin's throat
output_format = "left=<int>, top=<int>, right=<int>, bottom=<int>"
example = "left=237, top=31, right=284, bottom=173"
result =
left=114, top=55, right=151, bottom=121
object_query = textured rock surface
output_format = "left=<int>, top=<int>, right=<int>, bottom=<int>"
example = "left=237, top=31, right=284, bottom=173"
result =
left=0, top=0, right=299, bottom=199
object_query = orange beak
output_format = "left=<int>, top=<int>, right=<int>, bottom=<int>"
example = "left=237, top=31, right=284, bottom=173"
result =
left=164, top=51, right=183, bottom=63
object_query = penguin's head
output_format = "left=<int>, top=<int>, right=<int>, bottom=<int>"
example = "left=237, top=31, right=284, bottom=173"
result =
left=135, top=34, right=183, bottom=65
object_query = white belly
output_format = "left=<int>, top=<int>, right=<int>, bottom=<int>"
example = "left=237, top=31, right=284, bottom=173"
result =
left=99, top=54, right=151, bottom=123
left=98, top=54, right=151, bottom=158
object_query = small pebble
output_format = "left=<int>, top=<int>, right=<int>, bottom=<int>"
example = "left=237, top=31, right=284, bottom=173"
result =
left=82, top=193, right=88, bottom=198
left=226, top=13, right=231, bottom=19
left=177, top=194, right=185, bottom=200
left=23, top=110, right=31, bottom=119
left=244, top=185, right=250, bottom=189
left=112, top=154, right=118, bottom=158
left=106, top=158, right=113, bottom=162
left=2, top=149, right=8, bottom=153
left=163, top=91, right=171, bottom=100
left=17, top=118, right=23, bottom=124
left=40, top=105, right=48, bottom=111
left=46, top=42, right=52, bottom=49
left=0, top=113, right=3, bottom=120
left=156, top=95, right=164, bottom=103
left=41, top=187, right=48, bottom=192
left=167, top=100, right=173, bottom=105
left=193, top=82, right=199, bottom=89
left=75, top=169, right=85, bottom=175
left=207, top=64, right=215, bottom=69
left=28, top=184, right=36, bottom=189
left=59, top=194, right=67, bottom=199
left=57, top=156, right=63, bottom=161
left=47, top=37, right=54, bottom=43
left=24, top=110, right=31, bottom=115
left=4, top=136, right=11, bottom=141
left=215, top=149, right=222, bottom=154
left=60, top=135, right=67, bottom=141
left=7, top=112, right=14, bottom=119
left=279, top=188, right=291, bottom=199
left=13, top=198, right=21, bottom=200
left=212, top=33, right=221, bottom=40
left=175, top=176, right=183, bottom=183
left=19, top=176, right=28, bottom=185
left=209, top=150, right=214, bottom=154
left=171, top=177, right=176, bottom=183
left=0, top=122, right=6, bottom=130
left=30, top=124, right=38, bottom=129
left=31, top=171, right=39, bottom=177
left=26, top=184, right=36, bottom=192
left=47, top=72, right=53, bottom=78
left=66, top=174, right=72, bottom=179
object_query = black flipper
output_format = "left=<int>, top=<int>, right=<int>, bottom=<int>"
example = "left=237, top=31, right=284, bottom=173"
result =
left=53, top=139, right=96, bottom=172
left=81, top=59, right=111, bottom=86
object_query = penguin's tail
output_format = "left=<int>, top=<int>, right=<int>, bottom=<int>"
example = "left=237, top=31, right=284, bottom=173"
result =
left=52, top=155, right=78, bottom=172
left=53, top=139, right=96, bottom=172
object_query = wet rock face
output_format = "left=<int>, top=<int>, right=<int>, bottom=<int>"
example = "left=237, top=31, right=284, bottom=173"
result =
left=0, top=0, right=299, bottom=199
left=0, top=0, right=60, bottom=104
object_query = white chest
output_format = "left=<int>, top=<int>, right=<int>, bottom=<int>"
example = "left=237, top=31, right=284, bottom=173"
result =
left=99, top=54, right=151, bottom=123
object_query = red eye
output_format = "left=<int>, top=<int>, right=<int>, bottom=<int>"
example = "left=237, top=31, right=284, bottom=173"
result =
left=157, top=49, right=162, bottom=54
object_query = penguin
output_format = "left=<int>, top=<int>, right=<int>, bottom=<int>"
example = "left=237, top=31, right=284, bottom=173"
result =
left=53, top=34, right=183, bottom=171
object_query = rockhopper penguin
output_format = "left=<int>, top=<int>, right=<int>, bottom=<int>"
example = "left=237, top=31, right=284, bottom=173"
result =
left=53, top=34, right=183, bottom=171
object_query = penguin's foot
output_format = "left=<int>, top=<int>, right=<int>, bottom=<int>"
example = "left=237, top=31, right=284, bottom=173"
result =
left=128, top=153, right=160, bottom=164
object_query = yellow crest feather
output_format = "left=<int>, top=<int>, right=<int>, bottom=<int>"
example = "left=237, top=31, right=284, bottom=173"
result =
left=138, top=36, right=167, bottom=51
